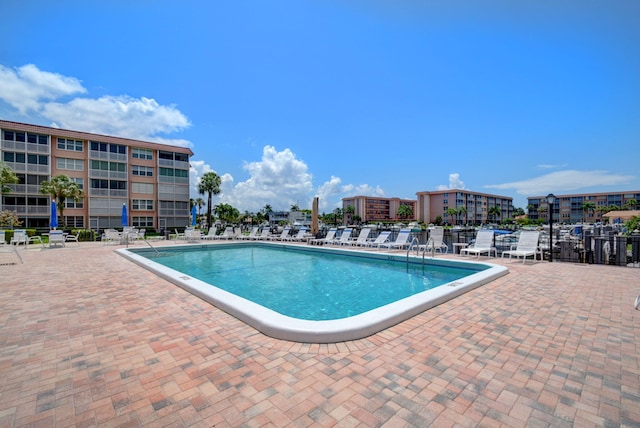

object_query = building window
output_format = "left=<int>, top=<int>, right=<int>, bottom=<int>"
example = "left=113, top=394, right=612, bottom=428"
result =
left=132, top=182, right=154, bottom=194
left=132, top=148, right=153, bottom=160
left=160, top=168, right=188, bottom=178
left=65, top=198, right=84, bottom=209
left=57, top=137, right=83, bottom=151
left=27, top=154, right=48, bottom=165
left=132, top=165, right=153, bottom=176
left=90, top=141, right=125, bottom=154
left=57, top=158, right=84, bottom=171
left=90, top=160, right=126, bottom=172
left=133, top=216, right=154, bottom=227
left=132, top=199, right=154, bottom=210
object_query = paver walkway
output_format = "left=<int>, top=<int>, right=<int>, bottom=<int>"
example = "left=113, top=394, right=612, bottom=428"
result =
left=0, top=241, right=639, bottom=427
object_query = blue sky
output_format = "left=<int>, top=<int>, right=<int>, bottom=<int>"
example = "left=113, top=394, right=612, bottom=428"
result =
left=1, top=1, right=639, bottom=213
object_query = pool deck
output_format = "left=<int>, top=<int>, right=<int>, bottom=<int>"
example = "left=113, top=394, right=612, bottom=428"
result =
left=1, top=240, right=639, bottom=427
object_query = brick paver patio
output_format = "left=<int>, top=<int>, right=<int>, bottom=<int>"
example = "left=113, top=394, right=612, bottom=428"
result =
left=1, top=240, right=639, bottom=427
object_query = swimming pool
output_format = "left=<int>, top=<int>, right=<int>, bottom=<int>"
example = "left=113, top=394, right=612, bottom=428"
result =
left=118, top=242, right=508, bottom=343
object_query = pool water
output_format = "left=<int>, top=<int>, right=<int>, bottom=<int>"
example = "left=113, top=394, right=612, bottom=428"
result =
left=141, top=244, right=485, bottom=321
left=121, top=242, right=508, bottom=342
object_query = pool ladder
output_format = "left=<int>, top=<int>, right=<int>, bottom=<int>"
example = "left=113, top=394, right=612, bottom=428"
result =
left=406, top=237, right=428, bottom=268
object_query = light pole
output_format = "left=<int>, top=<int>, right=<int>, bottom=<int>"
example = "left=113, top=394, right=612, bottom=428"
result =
left=546, top=193, right=556, bottom=262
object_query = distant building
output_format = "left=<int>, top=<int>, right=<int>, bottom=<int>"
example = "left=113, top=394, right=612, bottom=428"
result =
left=527, top=191, right=640, bottom=223
left=1, top=119, right=193, bottom=231
left=341, top=196, right=417, bottom=223
left=416, top=189, right=513, bottom=225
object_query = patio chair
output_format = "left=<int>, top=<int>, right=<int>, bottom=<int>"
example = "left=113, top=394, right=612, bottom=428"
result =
left=185, top=228, right=203, bottom=242
left=349, top=228, right=372, bottom=246
left=309, top=228, right=337, bottom=245
left=460, top=229, right=496, bottom=258
left=255, top=228, right=273, bottom=240
left=213, top=226, right=236, bottom=240
left=269, top=226, right=291, bottom=241
left=379, top=229, right=412, bottom=251
left=0, top=230, right=5, bottom=245
left=331, top=228, right=353, bottom=246
left=238, top=226, right=259, bottom=240
left=65, top=231, right=81, bottom=246
left=501, top=230, right=541, bottom=264
left=286, top=228, right=309, bottom=242
left=364, top=231, right=391, bottom=249
left=9, top=229, right=42, bottom=248
left=417, top=228, right=448, bottom=254
left=48, top=230, right=66, bottom=248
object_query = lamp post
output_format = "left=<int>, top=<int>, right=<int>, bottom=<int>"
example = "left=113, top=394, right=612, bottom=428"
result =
left=546, top=193, right=556, bottom=262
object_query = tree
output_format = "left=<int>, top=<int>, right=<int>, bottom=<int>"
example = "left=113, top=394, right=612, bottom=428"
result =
left=290, top=204, right=299, bottom=212
left=195, top=197, right=205, bottom=216
left=581, top=201, right=596, bottom=223
left=261, top=204, right=273, bottom=222
left=40, top=175, right=84, bottom=226
left=488, top=206, right=501, bottom=224
left=213, top=203, right=239, bottom=224
left=456, top=206, right=467, bottom=225
left=624, top=199, right=638, bottom=210
left=397, top=205, right=413, bottom=220
left=344, top=205, right=355, bottom=223
left=445, top=208, right=458, bottom=225
left=197, top=171, right=221, bottom=228
left=0, top=161, right=19, bottom=210
left=333, top=208, right=343, bottom=225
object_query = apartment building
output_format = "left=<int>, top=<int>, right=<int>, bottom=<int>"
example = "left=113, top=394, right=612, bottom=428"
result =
left=416, top=189, right=514, bottom=225
left=1, top=120, right=193, bottom=232
left=341, top=196, right=417, bottom=223
left=527, top=191, right=640, bottom=223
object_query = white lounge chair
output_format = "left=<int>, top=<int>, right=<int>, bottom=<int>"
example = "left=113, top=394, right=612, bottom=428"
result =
left=238, top=226, right=259, bottom=240
left=379, top=229, right=412, bottom=251
left=349, top=228, right=371, bottom=246
left=255, top=228, right=273, bottom=240
left=269, top=226, right=291, bottom=241
left=286, top=228, right=308, bottom=242
left=10, top=229, right=43, bottom=249
left=213, top=226, right=236, bottom=240
left=364, top=231, right=391, bottom=249
left=0, top=231, right=23, bottom=264
left=460, top=229, right=496, bottom=258
left=309, top=228, right=337, bottom=245
left=48, top=230, right=66, bottom=248
left=418, top=228, right=448, bottom=254
left=331, top=228, right=353, bottom=246
left=185, top=228, right=203, bottom=242
left=201, top=228, right=217, bottom=240
left=65, top=231, right=81, bottom=246
left=501, top=230, right=541, bottom=263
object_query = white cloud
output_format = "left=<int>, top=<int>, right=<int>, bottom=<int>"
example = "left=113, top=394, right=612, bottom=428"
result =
left=189, top=147, right=386, bottom=213
left=0, top=64, right=86, bottom=113
left=0, top=63, right=191, bottom=147
left=437, top=173, right=466, bottom=190
left=537, top=163, right=568, bottom=169
left=485, top=170, right=635, bottom=195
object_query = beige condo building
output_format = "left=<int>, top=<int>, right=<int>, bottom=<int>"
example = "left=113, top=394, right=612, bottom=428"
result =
left=1, top=120, right=193, bottom=232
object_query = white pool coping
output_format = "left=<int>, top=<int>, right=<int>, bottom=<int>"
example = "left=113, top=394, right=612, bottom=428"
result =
left=117, top=242, right=509, bottom=343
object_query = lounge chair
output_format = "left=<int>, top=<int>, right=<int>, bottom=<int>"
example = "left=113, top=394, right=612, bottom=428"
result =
left=65, top=231, right=81, bottom=246
left=417, top=228, right=448, bottom=254
left=255, top=228, right=273, bottom=240
left=238, top=226, right=259, bottom=240
left=379, top=229, right=412, bottom=251
left=201, top=228, right=217, bottom=240
left=460, top=229, right=496, bottom=258
left=309, top=228, right=337, bottom=245
left=0, top=232, right=23, bottom=264
left=10, top=229, right=43, bottom=249
left=364, top=231, right=391, bottom=249
left=501, top=230, right=541, bottom=263
left=213, top=226, right=236, bottom=240
left=349, top=228, right=372, bottom=246
left=48, top=230, right=66, bottom=248
left=286, top=228, right=309, bottom=242
left=331, top=228, right=353, bottom=246
left=0, top=230, right=5, bottom=245
left=185, top=228, right=203, bottom=242
left=269, top=226, right=291, bottom=241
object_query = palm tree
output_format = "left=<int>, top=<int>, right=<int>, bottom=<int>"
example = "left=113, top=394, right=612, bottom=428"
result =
left=40, top=175, right=84, bottom=227
left=488, top=206, right=501, bottom=224
left=623, top=199, right=638, bottom=210
left=197, top=171, right=221, bottom=229
left=195, top=197, right=205, bottom=216
left=581, top=201, right=596, bottom=223
left=345, top=205, right=355, bottom=223
left=290, top=204, right=299, bottom=212
left=457, top=206, right=467, bottom=225
left=397, top=205, right=413, bottom=220
left=445, top=208, right=457, bottom=226
left=0, top=161, right=19, bottom=210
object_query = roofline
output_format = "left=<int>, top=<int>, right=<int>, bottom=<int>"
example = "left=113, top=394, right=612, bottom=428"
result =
left=0, top=119, right=194, bottom=156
